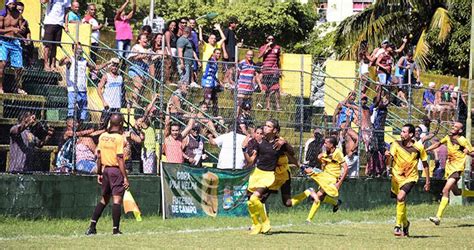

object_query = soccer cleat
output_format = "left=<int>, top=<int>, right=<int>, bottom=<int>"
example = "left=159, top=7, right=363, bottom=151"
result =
left=333, top=199, right=342, bottom=213
left=403, top=221, right=410, bottom=237
left=429, top=216, right=440, bottom=226
left=249, top=223, right=262, bottom=235
left=305, top=219, right=312, bottom=225
left=261, top=219, right=271, bottom=234
left=393, top=226, right=404, bottom=237
left=85, top=227, right=97, bottom=235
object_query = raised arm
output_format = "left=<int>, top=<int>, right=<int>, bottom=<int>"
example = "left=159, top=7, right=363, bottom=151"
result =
left=198, top=25, right=204, bottom=43
left=394, top=37, right=408, bottom=54
left=115, top=0, right=129, bottom=20
left=181, top=118, right=195, bottom=138
left=215, top=23, right=226, bottom=44
left=125, top=0, right=136, bottom=20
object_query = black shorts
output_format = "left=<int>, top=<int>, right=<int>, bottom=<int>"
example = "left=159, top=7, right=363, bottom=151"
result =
left=43, top=24, right=63, bottom=48
left=448, top=171, right=462, bottom=181
left=262, top=73, right=280, bottom=87
left=280, top=176, right=292, bottom=197
left=102, top=167, right=125, bottom=196
left=391, top=181, right=416, bottom=198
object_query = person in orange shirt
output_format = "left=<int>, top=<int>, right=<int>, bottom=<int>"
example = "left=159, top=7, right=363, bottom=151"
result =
left=85, top=113, right=128, bottom=235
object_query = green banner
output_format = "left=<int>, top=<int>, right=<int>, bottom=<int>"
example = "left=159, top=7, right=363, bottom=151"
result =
left=162, top=163, right=252, bottom=218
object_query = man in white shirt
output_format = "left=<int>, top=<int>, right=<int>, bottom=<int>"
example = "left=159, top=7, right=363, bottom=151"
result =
left=41, top=0, right=71, bottom=71
left=208, top=126, right=246, bottom=170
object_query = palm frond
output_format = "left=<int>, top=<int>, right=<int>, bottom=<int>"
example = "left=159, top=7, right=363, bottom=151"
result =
left=429, top=7, right=452, bottom=42
left=413, top=29, right=430, bottom=70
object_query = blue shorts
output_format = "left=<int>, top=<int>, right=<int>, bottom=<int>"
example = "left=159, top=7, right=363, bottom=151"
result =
left=377, top=73, right=392, bottom=85
left=0, top=38, right=23, bottom=68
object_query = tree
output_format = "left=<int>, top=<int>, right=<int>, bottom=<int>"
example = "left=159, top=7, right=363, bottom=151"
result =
left=333, top=0, right=453, bottom=70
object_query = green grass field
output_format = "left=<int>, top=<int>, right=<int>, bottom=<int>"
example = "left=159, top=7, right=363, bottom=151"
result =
left=1, top=204, right=474, bottom=249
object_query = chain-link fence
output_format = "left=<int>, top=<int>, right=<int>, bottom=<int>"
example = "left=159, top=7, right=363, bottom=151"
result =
left=0, top=34, right=471, bottom=180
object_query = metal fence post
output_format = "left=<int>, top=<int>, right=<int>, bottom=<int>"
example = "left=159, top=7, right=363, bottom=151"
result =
left=456, top=76, right=461, bottom=121
left=158, top=33, right=165, bottom=170
left=298, top=55, right=304, bottom=162
left=357, top=78, right=362, bottom=178
left=408, top=68, right=412, bottom=124
left=72, top=23, right=80, bottom=173
left=232, top=45, right=239, bottom=170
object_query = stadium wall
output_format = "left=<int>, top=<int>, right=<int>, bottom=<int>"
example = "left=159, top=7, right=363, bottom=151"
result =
left=0, top=174, right=446, bottom=219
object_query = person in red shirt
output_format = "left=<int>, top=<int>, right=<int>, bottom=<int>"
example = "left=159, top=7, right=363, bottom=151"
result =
left=258, top=35, right=282, bottom=111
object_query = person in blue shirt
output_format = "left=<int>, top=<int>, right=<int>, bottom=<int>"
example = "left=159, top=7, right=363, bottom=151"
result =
left=201, top=48, right=222, bottom=116
left=64, top=1, right=81, bottom=33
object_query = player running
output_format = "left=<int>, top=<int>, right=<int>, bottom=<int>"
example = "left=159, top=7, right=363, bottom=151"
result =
left=425, top=122, right=474, bottom=226
left=386, top=124, right=430, bottom=237
left=303, top=136, right=348, bottom=223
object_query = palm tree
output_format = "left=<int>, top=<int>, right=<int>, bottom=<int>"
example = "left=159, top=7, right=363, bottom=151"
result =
left=334, top=0, right=453, bottom=69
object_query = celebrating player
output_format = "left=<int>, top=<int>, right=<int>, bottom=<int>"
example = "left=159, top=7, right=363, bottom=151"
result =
left=386, top=124, right=430, bottom=237
left=426, top=122, right=474, bottom=226
left=304, top=136, right=347, bottom=223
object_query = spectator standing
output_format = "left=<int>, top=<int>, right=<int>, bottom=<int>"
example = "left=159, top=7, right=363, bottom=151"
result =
left=164, top=20, right=177, bottom=84
left=0, top=0, right=26, bottom=94
left=177, top=17, right=188, bottom=37
left=258, top=35, right=282, bottom=111
left=201, top=48, right=221, bottom=116
left=114, top=0, right=136, bottom=58
left=82, top=3, right=103, bottom=63
left=64, top=0, right=80, bottom=33
left=137, top=94, right=158, bottom=174
left=345, top=154, right=359, bottom=178
left=9, top=112, right=53, bottom=172
left=177, top=27, right=200, bottom=84
left=183, top=124, right=206, bottom=167
left=208, top=124, right=246, bottom=170
left=199, top=23, right=226, bottom=73
left=432, top=137, right=447, bottom=179
left=422, top=82, right=437, bottom=120
left=237, top=101, right=254, bottom=136
left=59, top=44, right=109, bottom=121
left=375, top=43, right=394, bottom=86
left=127, top=33, right=152, bottom=105
left=41, top=0, right=71, bottom=71
left=188, top=18, right=199, bottom=85
left=98, top=58, right=123, bottom=129
left=149, top=33, right=164, bottom=80
left=303, top=128, right=324, bottom=169
left=16, top=2, right=33, bottom=68
left=222, top=17, right=239, bottom=87
left=163, top=115, right=195, bottom=164
left=167, top=82, right=188, bottom=121
left=237, top=50, right=257, bottom=113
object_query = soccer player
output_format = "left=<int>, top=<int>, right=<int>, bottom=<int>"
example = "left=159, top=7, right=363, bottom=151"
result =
left=387, top=124, right=430, bottom=237
left=304, top=136, right=348, bottom=223
left=425, top=122, right=474, bottom=225
left=86, top=114, right=129, bottom=235
left=246, top=119, right=299, bottom=235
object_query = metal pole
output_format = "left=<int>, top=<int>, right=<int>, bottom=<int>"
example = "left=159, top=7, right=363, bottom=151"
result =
left=408, top=68, right=412, bottom=124
left=464, top=0, right=474, bottom=197
left=456, top=76, right=461, bottom=121
left=298, top=55, right=304, bottom=162
left=357, top=78, right=362, bottom=178
left=232, top=45, right=238, bottom=170
left=158, top=32, right=165, bottom=172
left=149, top=0, right=155, bottom=24
left=72, top=23, right=80, bottom=173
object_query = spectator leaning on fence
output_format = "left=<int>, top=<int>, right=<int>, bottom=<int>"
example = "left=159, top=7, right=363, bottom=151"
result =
left=9, top=112, right=53, bottom=173
left=59, top=43, right=109, bottom=121
left=98, top=58, right=124, bottom=129
left=115, top=0, right=136, bottom=58
left=127, top=33, right=152, bottom=106
left=0, top=0, right=26, bottom=95
left=64, top=0, right=80, bottom=33
left=207, top=122, right=247, bottom=170
left=163, top=114, right=195, bottom=164
left=41, top=0, right=71, bottom=71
